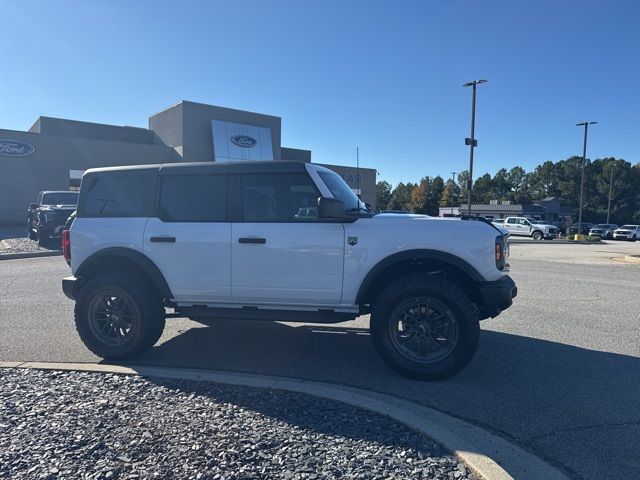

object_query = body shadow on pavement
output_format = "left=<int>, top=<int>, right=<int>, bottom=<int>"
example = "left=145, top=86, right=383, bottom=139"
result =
left=117, top=319, right=640, bottom=480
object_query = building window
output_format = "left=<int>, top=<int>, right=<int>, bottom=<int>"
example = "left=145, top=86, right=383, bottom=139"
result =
left=69, top=169, right=84, bottom=191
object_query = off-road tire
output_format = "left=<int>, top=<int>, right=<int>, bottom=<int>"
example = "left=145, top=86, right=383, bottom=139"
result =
left=532, top=231, right=543, bottom=240
left=74, top=271, right=165, bottom=360
left=36, top=226, right=50, bottom=247
left=370, top=275, right=480, bottom=380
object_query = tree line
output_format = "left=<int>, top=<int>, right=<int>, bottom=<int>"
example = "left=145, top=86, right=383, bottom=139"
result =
left=375, top=156, right=640, bottom=224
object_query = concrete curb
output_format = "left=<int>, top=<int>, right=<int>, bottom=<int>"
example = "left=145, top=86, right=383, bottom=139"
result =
left=0, top=361, right=568, bottom=480
left=624, top=254, right=640, bottom=264
left=0, top=250, right=62, bottom=260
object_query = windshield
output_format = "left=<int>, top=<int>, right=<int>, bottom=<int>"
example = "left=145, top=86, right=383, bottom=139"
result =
left=318, top=171, right=369, bottom=212
left=41, top=192, right=79, bottom=205
left=620, top=225, right=637, bottom=229
left=595, top=224, right=612, bottom=228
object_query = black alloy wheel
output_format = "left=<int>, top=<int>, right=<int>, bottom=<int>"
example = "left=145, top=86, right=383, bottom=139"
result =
left=389, top=297, right=459, bottom=364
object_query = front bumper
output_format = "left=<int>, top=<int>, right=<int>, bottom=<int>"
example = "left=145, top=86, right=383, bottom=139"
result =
left=477, top=276, right=517, bottom=319
left=62, top=276, right=82, bottom=300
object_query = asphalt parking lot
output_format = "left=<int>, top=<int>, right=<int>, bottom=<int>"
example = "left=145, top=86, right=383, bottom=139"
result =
left=1, top=241, right=639, bottom=480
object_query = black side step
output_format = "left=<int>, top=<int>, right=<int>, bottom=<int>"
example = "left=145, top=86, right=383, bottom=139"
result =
left=174, top=306, right=357, bottom=324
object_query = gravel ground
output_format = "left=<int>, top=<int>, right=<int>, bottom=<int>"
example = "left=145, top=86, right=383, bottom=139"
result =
left=0, top=369, right=475, bottom=480
left=0, top=238, right=56, bottom=254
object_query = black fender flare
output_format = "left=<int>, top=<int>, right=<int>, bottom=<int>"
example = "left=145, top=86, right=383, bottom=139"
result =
left=76, top=247, right=173, bottom=298
left=355, top=249, right=484, bottom=304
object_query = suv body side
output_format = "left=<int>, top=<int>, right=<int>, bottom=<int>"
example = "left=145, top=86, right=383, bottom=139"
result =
left=69, top=162, right=511, bottom=314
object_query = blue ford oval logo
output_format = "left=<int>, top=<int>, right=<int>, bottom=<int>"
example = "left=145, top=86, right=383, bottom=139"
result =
left=231, top=135, right=257, bottom=148
left=0, top=139, right=35, bottom=157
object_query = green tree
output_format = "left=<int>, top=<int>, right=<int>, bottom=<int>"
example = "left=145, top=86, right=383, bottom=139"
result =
left=506, top=166, right=531, bottom=204
left=472, top=173, right=495, bottom=203
left=388, top=182, right=415, bottom=211
left=375, top=180, right=393, bottom=211
left=440, top=179, right=461, bottom=209
left=429, top=176, right=445, bottom=215
left=408, top=178, right=430, bottom=214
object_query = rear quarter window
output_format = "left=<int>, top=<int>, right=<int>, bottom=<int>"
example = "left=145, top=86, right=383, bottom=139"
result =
left=78, top=173, right=151, bottom=217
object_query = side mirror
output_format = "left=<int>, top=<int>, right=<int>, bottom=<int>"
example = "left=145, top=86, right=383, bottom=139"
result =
left=318, top=197, right=345, bottom=219
left=29, top=203, right=39, bottom=209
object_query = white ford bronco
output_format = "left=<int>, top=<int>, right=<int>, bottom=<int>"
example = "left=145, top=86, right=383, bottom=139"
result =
left=62, top=161, right=516, bottom=380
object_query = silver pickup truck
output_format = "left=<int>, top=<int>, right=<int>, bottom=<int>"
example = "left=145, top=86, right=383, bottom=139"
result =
left=493, top=216, right=559, bottom=240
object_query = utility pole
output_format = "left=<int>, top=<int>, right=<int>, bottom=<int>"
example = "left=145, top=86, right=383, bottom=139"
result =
left=576, top=121, right=597, bottom=238
left=463, top=79, right=487, bottom=216
left=607, top=159, right=614, bottom=224
left=450, top=171, right=457, bottom=214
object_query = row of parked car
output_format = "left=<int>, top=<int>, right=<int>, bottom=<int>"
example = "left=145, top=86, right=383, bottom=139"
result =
left=567, top=222, right=640, bottom=241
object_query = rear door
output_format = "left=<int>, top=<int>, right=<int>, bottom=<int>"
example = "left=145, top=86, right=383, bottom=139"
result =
left=143, top=173, right=232, bottom=302
left=505, top=218, right=520, bottom=235
left=230, top=172, right=344, bottom=306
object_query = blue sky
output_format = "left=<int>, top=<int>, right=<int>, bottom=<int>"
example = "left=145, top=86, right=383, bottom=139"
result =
left=1, top=0, right=639, bottom=185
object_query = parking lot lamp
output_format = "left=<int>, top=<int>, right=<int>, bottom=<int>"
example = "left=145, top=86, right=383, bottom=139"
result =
left=450, top=171, right=457, bottom=214
left=575, top=121, right=597, bottom=239
left=463, top=79, right=487, bottom=216
left=607, top=159, right=614, bottom=224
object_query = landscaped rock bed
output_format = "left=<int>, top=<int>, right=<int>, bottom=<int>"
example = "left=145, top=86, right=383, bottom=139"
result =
left=0, top=368, right=476, bottom=480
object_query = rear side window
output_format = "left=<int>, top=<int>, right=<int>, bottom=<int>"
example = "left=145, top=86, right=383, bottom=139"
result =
left=82, top=175, right=146, bottom=217
left=159, top=175, right=228, bottom=222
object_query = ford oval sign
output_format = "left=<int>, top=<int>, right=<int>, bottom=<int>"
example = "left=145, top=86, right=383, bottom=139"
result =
left=0, top=139, right=35, bottom=157
left=231, top=135, right=257, bottom=148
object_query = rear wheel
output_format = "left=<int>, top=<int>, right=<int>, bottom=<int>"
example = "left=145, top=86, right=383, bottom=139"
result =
left=370, top=275, right=480, bottom=380
left=36, top=226, right=50, bottom=247
left=74, top=271, right=165, bottom=360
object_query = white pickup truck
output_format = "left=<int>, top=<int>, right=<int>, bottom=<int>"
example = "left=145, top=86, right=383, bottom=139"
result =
left=494, top=216, right=559, bottom=240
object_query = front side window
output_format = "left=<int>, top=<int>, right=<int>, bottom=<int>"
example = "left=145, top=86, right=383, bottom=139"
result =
left=318, top=171, right=366, bottom=212
left=241, top=173, right=319, bottom=222
left=82, top=175, right=145, bottom=217
left=159, top=175, right=227, bottom=222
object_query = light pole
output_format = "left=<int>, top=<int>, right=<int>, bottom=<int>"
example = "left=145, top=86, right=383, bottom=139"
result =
left=463, top=79, right=487, bottom=216
left=576, top=121, right=597, bottom=237
left=450, top=171, right=457, bottom=214
left=607, top=159, right=614, bottom=224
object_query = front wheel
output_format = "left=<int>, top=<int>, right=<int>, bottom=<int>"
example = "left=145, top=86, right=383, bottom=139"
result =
left=532, top=231, right=543, bottom=240
left=370, top=275, right=480, bottom=380
left=74, top=271, right=166, bottom=360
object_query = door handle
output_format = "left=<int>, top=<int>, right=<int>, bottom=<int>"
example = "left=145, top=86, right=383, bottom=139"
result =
left=238, top=237, right=266, bottom=244
left=150, top=236, right=176, bottom=243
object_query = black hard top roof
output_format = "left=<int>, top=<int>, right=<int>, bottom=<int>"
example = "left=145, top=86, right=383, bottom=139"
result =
left=84, top=161, right=309, bottom=177
left=158, top=161, right=308, bottom=175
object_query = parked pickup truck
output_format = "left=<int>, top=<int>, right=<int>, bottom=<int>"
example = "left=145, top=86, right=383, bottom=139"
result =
left=27, top=191, right=79, bottom=247
left=495, top=216, right=559, bottom=240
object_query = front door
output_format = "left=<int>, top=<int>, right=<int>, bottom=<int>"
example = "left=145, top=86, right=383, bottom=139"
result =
left=231, top=172, right=344, bottom=306
left=143, top=173, right=232, bottom=302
